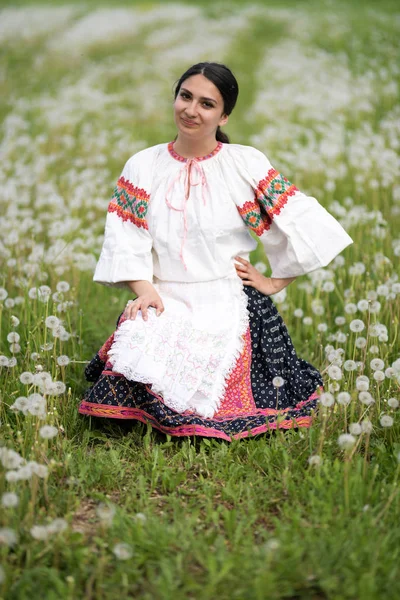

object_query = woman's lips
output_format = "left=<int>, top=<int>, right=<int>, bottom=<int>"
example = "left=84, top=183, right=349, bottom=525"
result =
left=181, top=118, right=198, bottom=127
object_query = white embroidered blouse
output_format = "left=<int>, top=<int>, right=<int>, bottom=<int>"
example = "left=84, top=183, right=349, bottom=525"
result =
left=94, top=141, right=353, bottom=287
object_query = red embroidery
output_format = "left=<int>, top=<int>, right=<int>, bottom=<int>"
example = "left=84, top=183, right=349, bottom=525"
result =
left=108, top=176, right=150, bottom=230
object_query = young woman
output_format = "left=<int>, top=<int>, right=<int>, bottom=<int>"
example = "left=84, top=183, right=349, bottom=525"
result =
left=79, top=62, right=352, bottom=441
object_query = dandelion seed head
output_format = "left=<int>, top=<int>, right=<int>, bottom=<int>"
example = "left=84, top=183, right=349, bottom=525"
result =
left=328, top=365, right=342, bottom=380
left=319, top=392, right=335, bottom=407
left=19, top=371, right=34, bottom=385
left=113, top=542, right=133, bottom=560
left=361, top=419, right=373, bottom=434
left=388, top=398, right=399, bottom=409
left=338, top=433, right=356, bottom=450
left=272, top=376, right=285, bottom=388
left=294, top=308, right=304, bottom=318
left=380, top=415, right=394, bottom=427
left=359, top=391, right=375, bottom=405
left=349, top=423, right=362, bottom=435
left=56, top=281, right=70, bottom=292
left=373, top=370, right=385, bottom=382
left=96, top=502, right=116, bottom=525
left=335, top=316, right=346, bottom=326
left=0, top=288, right=8, bottom=301
left=6, top=332, right=20, bottom=343
left=369, top=345, right=380, bottom=354
left=1, top=492, right=19, bottom=508
left=350, top=319, right=365, bottom=333
left=322, top=281, right=335, bottom=292
left=30, top=525, right=50, bottom=541
left=39, top=425, right=58, bottom=439
left=344, top=360, right=357, bottom=371
left=45, top=316, right=60, bottom=329
left=337, top=391, right=351, bottom=405
left=303, top=316, right=313, bottom=325
left=357, top=299, right=369, bottom=312
left=308, top=455, right=322, bottom=466
left=57, top=355, right=70, bottom=367
left=370, top=358, right=385, bottom=371
left=10, top=315, right=20, bottom=327
left=317, top=323, right=328, bottom=332
left=0, top=528, right=18, bottom=547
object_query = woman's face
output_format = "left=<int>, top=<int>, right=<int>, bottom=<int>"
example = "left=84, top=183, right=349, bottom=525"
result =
left=174, top=74, right=228, bottom=141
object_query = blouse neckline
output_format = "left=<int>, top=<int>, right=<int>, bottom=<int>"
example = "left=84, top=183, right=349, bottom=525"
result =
left=168, top=141, right=223, bottom=163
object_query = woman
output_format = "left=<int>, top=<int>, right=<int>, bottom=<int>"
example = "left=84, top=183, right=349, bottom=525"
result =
left=79, top=62, right=352, bottom=441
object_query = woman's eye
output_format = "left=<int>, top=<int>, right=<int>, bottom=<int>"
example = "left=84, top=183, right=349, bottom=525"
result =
left=203, top=102, right=213, bottom=108
left=180, top=92, right=190, bottom=99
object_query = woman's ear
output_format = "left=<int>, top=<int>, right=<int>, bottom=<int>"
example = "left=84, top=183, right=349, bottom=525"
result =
left=219, top=114, right=229, bottom=127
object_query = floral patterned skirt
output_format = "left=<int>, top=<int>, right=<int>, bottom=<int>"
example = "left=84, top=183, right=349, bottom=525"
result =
left=78, top=288, right=322, bottom=441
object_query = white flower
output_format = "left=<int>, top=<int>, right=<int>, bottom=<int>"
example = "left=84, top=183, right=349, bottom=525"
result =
left=0, top=355, right=9, bottom=366
left=337, top=392, right=351, bottom=406
left=349, top=423, right=362, bottom=436
left=370, top=358, right=385, bottom=371
left=335, top=316, right=346, bottom=326
left=328, top=365, right=342, bottom=380
left=0, top=528, right=18, bottom=547
left=9, top=343, right=21, bottom=354
left=134, top=513, right=147, bottom=523
left=7, top=358, right=17, bottom=367
left=39, top=425, right=58, bottom=439
left=355, top=337, right=367, bottom=349
left=369, top=345, right=379, bottom=355
left=349, top=319, right=365, bottom=333
left=262, top=538, right=280, bottom=552
left=113, top=542, right=133, bottom=560
left=308, top=455, right=322, bottom=466
left=10, top=316, right=20, bottom=327
left=47, top=518, right=68, bottom=534
left=10, top=396, right=31, bottom=414
left=357, top=299, right=369, bottom=312
left=361, top=420, right=373, bottom=434
left=6, top=332, right=20, bottom=343
left=359, top=391, right=375, bottom=406
left=345, top=303, right=357, bottom=314
left=45, top=316, right=60, bottom=329
left=96, top=503, right=116, bottom=525
left=319, top=392, right=334, bottom=407
left=322, top=281, right=335, bottom=292
left=303, top=317, right=313, bottom=325
left=328, top=382, right=340, bottom=393
left=317, top=323, right=328, bottom=332
left=57, top=355, right=70, bottom=366
left=356, top=376, right=369, bottom=391
left=30, top=352, right=40, bottom=361
left=388, top=398, right=399, bottom=409
left=373, top=370, right=385, bottom=382
left=0, top=448, right=24, bottom=469
left=380, top=415, right=394, bottom=428
left=56, top=281, right=70, bottom=292
left=294, top=309, right=304, bottom=318
left=272, top=376, right=285, bottom=388
left=338, top=433, right=356, bottom=450
left=19, top=372, right=34, bottom=385
left=0, top=288, right=8, bottom=301
left=343, top=360, right=357, bottom=371
left=30, top=525, right=50, bottom=541
left=40, top=342, right=54, bottom=351
left=1, top=492, right=19, bottom=508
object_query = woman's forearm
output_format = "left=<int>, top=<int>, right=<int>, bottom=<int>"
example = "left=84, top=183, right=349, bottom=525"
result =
left=127, top=280, right=156, bottom=297
left=269, top=276, right=296, bottom=294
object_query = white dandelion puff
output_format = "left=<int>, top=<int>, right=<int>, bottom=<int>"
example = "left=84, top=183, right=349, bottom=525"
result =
left=355, top=337, right=367, bottom=349
left=10, top=316, right=20, bottom=327
left=6, top=332, right=20, bottom=343
left=328, top=365, right=342, bottom=380
left=337, top=392, right=351, bottom=406
left=0, top=288, right=8, bottom=301
left=39, top=425, right=58, bottom=439
left=308, top=455, right=322, bottom=466
left=56, top=355, right=70, bottom=367
left=350, top=319, right=365, bottom=333
left=272, top=376, right=285, bottom=388
left=343, top=360, right=357, bottom=371
left=380, top=415, right=394, bottom=428
left=56, top=281, right=70, bottom=293
left=113, top=543, right=133, bottom=560
left=345, top=303, right=357, bottom=314
left=349, top=423, right=362, bottom=436
left=19, top=372, right=34, bottom=385
left=30, top=525, right=50, bottom=541
left=45, top=316, right=60, bottom=329
left=294, top=308, right=304, bottom=318
left=319, top=392, right=335, bottom=407
left=335, top=316, right=346, bottom=326
left=356, top=376, right=369, bottom=391
left=357, top=299, right=369, bottom=312
left=338, top=434, right=356, bottom=450
left=0, top=528, right=18, bottom=547
left=317, top=323, right=328, bottom=332
left=1, top=492, right=19, bottom=508
left=370, top=358, right=385, bottom=371
left=361, top=420, right=373, bottom=434
left=359, top=391, right=375, bottom=406
left=96, top=503, right=116, bottom=526
left=388, top=398, right=399, bottom=409
left=373, top=370, right=385, bottom=382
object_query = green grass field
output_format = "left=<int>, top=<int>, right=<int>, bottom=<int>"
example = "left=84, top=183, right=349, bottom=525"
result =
left=1, top=1, right=400, bottom=598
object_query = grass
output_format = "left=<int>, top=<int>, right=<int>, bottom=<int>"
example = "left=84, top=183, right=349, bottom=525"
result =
left=1, top=1, right=400, bottom=598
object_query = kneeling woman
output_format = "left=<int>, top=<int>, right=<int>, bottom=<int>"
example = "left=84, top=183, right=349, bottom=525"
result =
left=79, top=62, right=352, bottom=441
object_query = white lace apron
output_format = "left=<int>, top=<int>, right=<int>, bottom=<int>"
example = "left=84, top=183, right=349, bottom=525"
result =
left=108, top=277, right=249, bottom=418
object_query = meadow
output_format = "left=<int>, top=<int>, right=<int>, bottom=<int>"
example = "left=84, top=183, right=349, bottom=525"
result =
left=0, top=1, right=400, bottom=598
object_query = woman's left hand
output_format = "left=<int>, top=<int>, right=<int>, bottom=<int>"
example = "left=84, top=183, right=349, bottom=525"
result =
left=234, top=256, right=295, bottom=296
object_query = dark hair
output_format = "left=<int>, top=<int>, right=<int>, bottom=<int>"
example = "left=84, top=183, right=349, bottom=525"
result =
left=174, top=62, right=239, bottom=144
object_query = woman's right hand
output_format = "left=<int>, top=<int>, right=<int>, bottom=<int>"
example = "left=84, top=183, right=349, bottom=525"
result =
left=124, top=282, right=165, bottom=321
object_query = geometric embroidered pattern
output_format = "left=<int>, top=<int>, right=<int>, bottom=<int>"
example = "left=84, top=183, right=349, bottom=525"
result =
left=237, top=168, right=298, bottom=235
left=108, top=176, right=150, bottom=230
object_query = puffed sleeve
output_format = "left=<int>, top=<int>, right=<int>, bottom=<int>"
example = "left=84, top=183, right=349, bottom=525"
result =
left=93, top=152, right=153, bottom=288
left=235, top=146, right=353, bottom=278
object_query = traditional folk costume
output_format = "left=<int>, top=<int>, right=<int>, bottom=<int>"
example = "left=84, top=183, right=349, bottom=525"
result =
left=79, top=142, right=352, bottom=441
